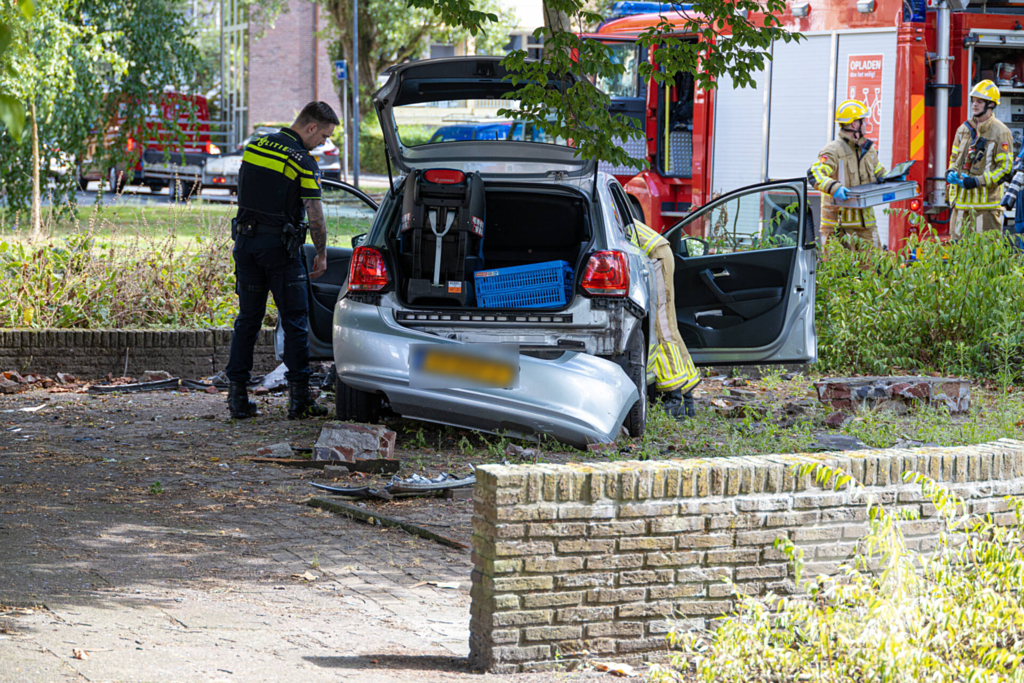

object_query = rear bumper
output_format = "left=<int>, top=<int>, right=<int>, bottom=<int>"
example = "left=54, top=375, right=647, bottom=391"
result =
left=332, top=298, right=637, bottom=447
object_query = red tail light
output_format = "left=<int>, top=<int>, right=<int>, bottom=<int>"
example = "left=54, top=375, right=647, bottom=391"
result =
left=909, top=198, right=922, bottom=212
left=125, top=138, right=135, bottom=152
left=323, top=147, right=339, bottom=156
left=205, top=142, right=221, bottom=155
left=581, top=250, right=629, bottom=297
left=348, top=247, right=390, bottom=291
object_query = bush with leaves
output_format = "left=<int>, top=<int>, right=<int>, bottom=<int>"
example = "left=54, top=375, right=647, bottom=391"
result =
left=816, top=230, right=1024, bottom=383
left=650, top=462, right=1024, bottom=682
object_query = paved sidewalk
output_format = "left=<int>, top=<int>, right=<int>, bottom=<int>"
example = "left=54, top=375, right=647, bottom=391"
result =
left=0, top=389, right=585, bottom=682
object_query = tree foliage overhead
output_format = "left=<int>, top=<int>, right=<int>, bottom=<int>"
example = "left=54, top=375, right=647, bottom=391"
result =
left=0, top=0, right=206, bottom=214
left=406, top=0, right=799, bottom=169
left=312, top=0, right=518, bottom=111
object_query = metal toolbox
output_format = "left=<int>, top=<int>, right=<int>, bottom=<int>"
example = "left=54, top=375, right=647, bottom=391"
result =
left=833, top=180, right=919, bottom=209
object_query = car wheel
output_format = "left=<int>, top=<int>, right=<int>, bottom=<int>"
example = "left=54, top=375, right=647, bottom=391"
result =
left=610, top=327, right=647, bottom=438
left=335, top=376, right=381, bottom=424
left=107, top=167, right=126, bottom=194
left=170, top=179, right=200, bottom=202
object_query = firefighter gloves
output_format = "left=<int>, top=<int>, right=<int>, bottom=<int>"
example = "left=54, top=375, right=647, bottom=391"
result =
left=961, top=175, right=980, bottom=190
left=947, top=169, right=962, bottom=186
left=833, top=186, right=850, bottom=202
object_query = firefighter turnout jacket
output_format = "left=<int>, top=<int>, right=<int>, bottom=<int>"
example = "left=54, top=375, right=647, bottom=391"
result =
left=808, top=130, right=887, bottom=247
left=948, top=116, right=1014, bottom=214
left=630, top=221, right=700, bottom=394
left=236, top=128, right=323, bottom=228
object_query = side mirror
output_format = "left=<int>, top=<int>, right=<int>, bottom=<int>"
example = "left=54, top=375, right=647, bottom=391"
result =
left=351, top=233, right=367, bottom=248
left=680, top=236, right=709, bottom=258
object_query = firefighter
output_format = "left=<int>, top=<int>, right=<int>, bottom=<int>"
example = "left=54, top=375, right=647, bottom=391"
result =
left=225, top=102, right=339, bottom=420
left=947, top=79, right=1014, bottom=239
left=630, top=220, right=701, bottom=419
left=807, top=99, right=889, bottom=249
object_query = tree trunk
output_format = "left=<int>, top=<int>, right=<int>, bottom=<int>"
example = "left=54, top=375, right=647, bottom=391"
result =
left=543, top=1, right=572, bottom=33
left=29, top=98, right=42, bottom=241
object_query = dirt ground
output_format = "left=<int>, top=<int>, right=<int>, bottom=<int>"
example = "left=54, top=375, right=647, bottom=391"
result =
left=0, top=387, right=628, bottom=683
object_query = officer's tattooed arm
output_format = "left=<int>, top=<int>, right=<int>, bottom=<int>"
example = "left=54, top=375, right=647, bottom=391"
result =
left=303, top=198, right=328, bottom=257
left=303, top=198, right=329, bottom=279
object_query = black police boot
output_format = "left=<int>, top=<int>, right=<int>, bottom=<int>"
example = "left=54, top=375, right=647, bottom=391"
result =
left=288, top=380, right=328, bottom=420
left=227, top=382, right=258, bottom=419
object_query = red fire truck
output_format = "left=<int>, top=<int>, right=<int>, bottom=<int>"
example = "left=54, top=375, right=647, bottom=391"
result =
left=78, top=92, right=220, bottom=200
left=594, top=0, right=1024, bottom=250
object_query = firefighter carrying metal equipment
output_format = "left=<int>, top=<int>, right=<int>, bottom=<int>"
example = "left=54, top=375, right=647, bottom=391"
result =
left=947, top=79, right=1013, bottom=239
left=807, top=99, right=889, bottom=249
left=630, top=220, right=701, bottom=420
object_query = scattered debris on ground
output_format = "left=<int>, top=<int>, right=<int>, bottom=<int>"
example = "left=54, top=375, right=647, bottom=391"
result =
left=815, top=376, right=971, bottom=414
left=308, top=497, right=471, bottom=550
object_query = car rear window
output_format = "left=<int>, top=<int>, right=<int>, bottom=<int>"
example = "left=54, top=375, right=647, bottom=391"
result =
left=394, top=99, right=568, bottom=149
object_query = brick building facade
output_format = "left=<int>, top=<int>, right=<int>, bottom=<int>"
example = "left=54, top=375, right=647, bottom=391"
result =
left=248, top=0, right=341, bottom=131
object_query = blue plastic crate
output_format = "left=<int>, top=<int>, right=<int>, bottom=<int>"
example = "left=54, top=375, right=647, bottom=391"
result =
left=474, top=260, right=574, bottom=309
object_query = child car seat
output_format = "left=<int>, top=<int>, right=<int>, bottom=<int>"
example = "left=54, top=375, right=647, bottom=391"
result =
left=400, top=168, right=485, bottom=306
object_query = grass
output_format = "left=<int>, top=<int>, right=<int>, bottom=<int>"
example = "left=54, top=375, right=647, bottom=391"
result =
left=391, top=374, right=1024, bottom=470
left=1, top=195, right=373, bottom=250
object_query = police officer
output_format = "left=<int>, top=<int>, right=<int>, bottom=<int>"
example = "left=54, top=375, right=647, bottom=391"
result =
left=947, top=80, right=1013, bottom=239
left=630, top=220, right=701, bottom=419
left=808, top=100, right=890, bottom=249
left=225, top=102, right=339, bottom=420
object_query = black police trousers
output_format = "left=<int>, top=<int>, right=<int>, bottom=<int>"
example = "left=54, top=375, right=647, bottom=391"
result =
left=225, top=234, right=310, bottom=385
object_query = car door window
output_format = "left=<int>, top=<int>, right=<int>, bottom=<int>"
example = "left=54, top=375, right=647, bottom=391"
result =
left=321, top=179, right=378, bottom=246
left=666, top=181, right=810, bottom=255
left=607, top=182, right=637, bottom=243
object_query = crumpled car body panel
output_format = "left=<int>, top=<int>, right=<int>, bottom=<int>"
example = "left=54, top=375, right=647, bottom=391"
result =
left=333, top=298, right=638, bottom=448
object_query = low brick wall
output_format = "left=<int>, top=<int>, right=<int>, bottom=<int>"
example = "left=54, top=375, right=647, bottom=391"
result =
left=470, top=439, right=1024, bottom=673
left=0, top=329, right=278, bottom=379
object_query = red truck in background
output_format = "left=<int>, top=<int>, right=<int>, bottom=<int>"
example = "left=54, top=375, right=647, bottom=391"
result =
left=78, top=92, right=221, bottom=200
left=594, top=0, right=1024, bottom=250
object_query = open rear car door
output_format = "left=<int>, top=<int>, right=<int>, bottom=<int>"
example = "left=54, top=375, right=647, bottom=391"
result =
left=282, top=179, right=379, bottom=360
left=661, top=178, right=817, bottom=366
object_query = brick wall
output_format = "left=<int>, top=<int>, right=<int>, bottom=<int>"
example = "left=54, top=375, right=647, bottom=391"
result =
left=248, top=0, right=343, bottom=132
left=470, top=440, right=1024, bottom=673
left=0, top=329, right=278, bottom=379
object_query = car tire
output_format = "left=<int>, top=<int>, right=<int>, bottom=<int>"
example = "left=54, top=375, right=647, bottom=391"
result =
left=170, top=179, right=200, bottom=202
left=107, top=167, right=126, bottom=194
left=335, top=376, right=381, bottom=424
left=610, top=327, right=647, bottom=438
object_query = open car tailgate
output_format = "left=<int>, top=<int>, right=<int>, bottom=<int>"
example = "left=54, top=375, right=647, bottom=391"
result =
left=333, top=300, right=637, bottom=447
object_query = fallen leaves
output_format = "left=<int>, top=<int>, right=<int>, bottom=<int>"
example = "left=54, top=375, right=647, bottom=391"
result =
left=592, top=661, right=637, bottom=677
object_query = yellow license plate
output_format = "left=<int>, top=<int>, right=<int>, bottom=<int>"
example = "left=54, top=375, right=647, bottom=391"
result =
left=410, top=344, right=518, bottom=389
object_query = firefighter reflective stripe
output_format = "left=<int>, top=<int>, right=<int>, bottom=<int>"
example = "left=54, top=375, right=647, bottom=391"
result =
left=874, top=161, right=886, bottom=179
left=983, top=149, right=1012, bottom=185
left=820, top=206, right=878, bottom=229
left=948, top=145, right=960, bottom=169
left=809, top=158, right=836, bottom=192
left=632, top=220, right=668, bottom=255
left=647, top=254, right=700, bottom=393
left=949, top=185, right=1003, bottom=210
left=649, top=342, right=700, bottom=393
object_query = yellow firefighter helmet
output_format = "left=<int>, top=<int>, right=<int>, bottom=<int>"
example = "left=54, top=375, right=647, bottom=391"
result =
left=835, top=99, right=870, bottom=125
left=970, top=79, right=1001, bottom=105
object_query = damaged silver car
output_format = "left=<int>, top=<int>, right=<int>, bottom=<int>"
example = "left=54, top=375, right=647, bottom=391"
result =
left=285, top=57, right=817, bottom=447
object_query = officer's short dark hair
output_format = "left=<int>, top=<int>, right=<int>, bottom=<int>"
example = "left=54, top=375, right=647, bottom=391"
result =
left=295, top=101, right=340, bottom=128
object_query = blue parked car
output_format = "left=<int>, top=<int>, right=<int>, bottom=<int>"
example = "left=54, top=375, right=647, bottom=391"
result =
left=428, top=122, right=512, bottom=143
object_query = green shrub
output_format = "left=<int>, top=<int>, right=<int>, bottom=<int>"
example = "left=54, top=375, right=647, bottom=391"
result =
left=650, top=463, right=1024, bottom=682
left=817, top=231, right=1024, bottom=382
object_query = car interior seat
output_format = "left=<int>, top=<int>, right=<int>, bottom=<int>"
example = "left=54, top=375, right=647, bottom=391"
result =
left=400, top=168, right=485, bottom=306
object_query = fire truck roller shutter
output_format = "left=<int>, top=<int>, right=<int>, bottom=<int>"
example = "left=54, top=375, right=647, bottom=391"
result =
left=834, top=30, right=898, bottom=248
left=709, top=61, right=768, bottom=243
left=767, top=33, right=833, bottom=236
